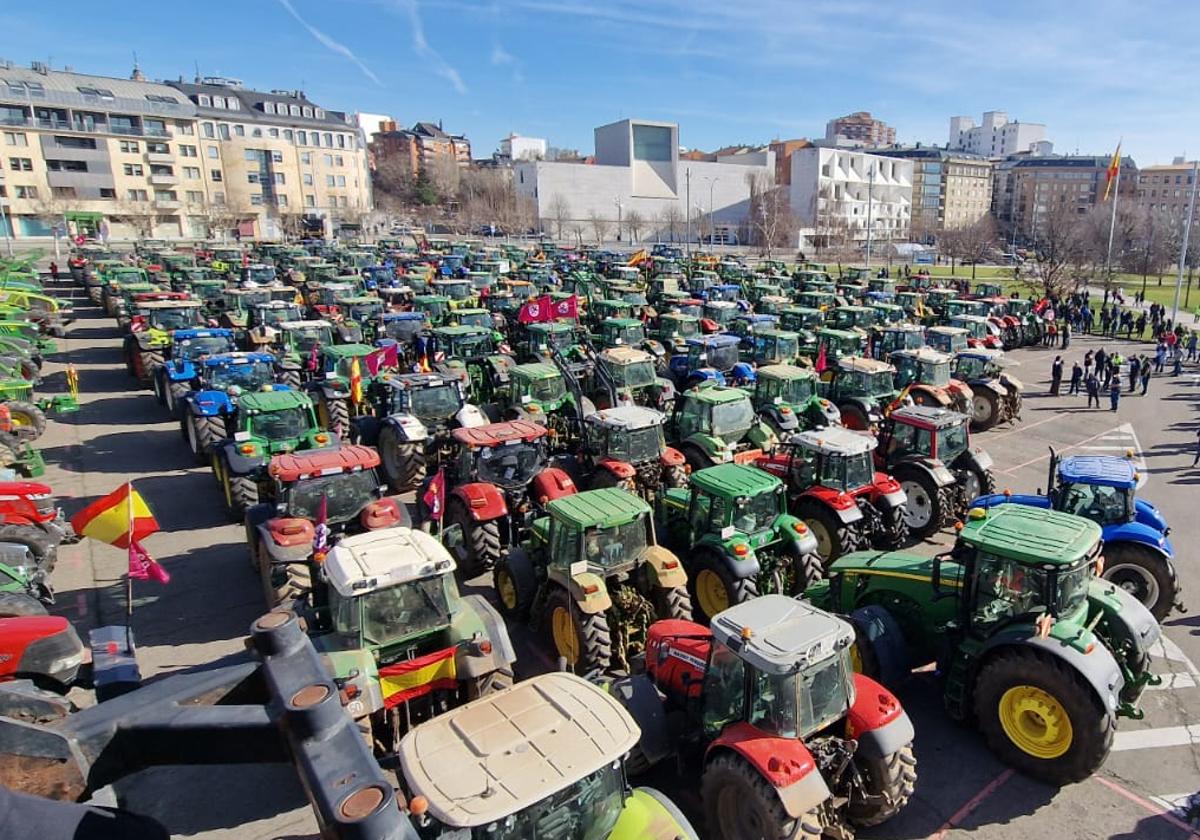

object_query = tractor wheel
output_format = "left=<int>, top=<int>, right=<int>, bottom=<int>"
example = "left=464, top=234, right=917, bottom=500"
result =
left=791, top=547, right=825, bottom=592
left=152, top=372, right=166, bottom=405
left=447, top=500, right=502, bottom=579
left=970, top=390, right=999, bottom=431
left=546, top=588, right=612, bottom=675
left=656, top=584, right=693, bottom=622
left=876, top=502, right=909, bottom=549
left=0, top=591, right=48, bottom=617
left=896, top=470, right=945, bottom=540
left=0, top=525, right=58, bottom=574
left=165, top=382, right=189, bottom=417
left=840, top=404, right=870, bottom=431
left=848, top=744, right=917, bottom=828
left=320, top=395, right=350, bottom=438
left=224, top=470, right=259, bottom=520
left=185, top=413, right=224, bottom=466
left=702, top=753, right=822, bottom=840
left=138, top=350, right=163, bottom=386
left=799, top=503, right=855, bottom=562
left=280, top=369, right=302, bottom=390
left=974, top=648, right=1113, bottom=784
left=6, top=401, right=46, bottom=442
left=663, top=463, right=688, bottom=490
left=257, top=541, right=311, bottom=610
left=378, top=425, right=426, bottom=492
left=961, top=463, right=996, bottom=505
left=1102, top=543, right=1176, bottom=621
left=688, top=552, right=756, bottom=623
left=493, top=550, right=537, bottom=621
left=848, top=605, right=910, bottom=686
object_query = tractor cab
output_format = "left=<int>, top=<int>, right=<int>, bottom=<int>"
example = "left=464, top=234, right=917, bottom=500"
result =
left=431, top=324, right=498, bottom=361
left=779, top=426, right=879, bottom=496
left=597, top=347, right=675, bottom=411
left=703, top=300, right=739, bottom=329
left=875, top=324, right=926, bottom=359
left=924, top=287, right=958, bottom=312
left=926, top=325, right=970, bottom=354
left=240, top=263, right=278, bottom=286
left=891, top=347, right=955, bottom=389
left=431, top=278, right=476, bottom=308
left=747, top=329, right=802, bottom=366
left=590, top=298, right=635, bottom=324
left=413, top=294, right=452, bottom=325
left=813, top=327, right=864, bottom=363
left=134, top=299, right=205, bottom=333
left=778, top=305, right=825, bottom=335
left=669, top=334, right=749, bottom=387
left=796, top=290, right=837, bottom=311
left=945, top=298, right=989, bottom=319
left=234, top=389, right=330, bottom=454
left=597, top=317, right=649, bottom=349
left=819, top=356, right=902, bottom=429
left=870, top=302, right=906, bottom=326
left=519, top=321, right=583, bottom=362
left=655, top=311, right=701, bottom=353
left=200, top=351, right=277, bottom=395
left=752, top=364, right=840, bottom=437
left=827, top=304, right=877, bottom=333
left=974, top=282, right=1004, bottom=298
left=949, top=315, right=1004, bottom=348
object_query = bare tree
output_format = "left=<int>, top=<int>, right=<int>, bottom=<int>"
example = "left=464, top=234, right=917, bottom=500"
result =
left=659, top=205, right=683, bottom=243
left=746, top=171, right=795, bottom=259
left=1077, top=201, right=1139, bottom=292
left=567, top=219, right=587, bottom=247
left=111, top=198, right=158, bottom=240
left=589, top=210, right=612, bottom=245
left=625, top=209, right=645, bottom=245
left=549, top=194, right=572, bottom=240
left=426, top=155, right=462, bottom=202
left=1121, top=207, right=1171, bottom=296
left=940, top=214, right=999, bottom=280
left=1028, top=202, right=1087, bottom=298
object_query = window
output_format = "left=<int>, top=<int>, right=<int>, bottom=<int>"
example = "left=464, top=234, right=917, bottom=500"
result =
left=316, top=108, right=325, bottom=119
left=335, top=155, right=344, bottom=166
left=305, top=194, right=315, bottom=207
left=336, top=175, right=346, bottom=187
left=144, top=119, right=166, bottom=136
left=4, top=132, right=28, bottom=147
left=145, top=94, right=177, bottom=104
left=154, top=190, right=177, bottom=201
left=289, top=105, right=301, bottom=117
left=310, top=132, right=320, bottom=147
left=268, top=128, right=279, bottom=139
left=54, top=135, right=96, bottom=149
left=632, top=125, right=672, bottom=161
left=274, top=173, right=285, bottom=184
left=263, top=102, right=274, bottom=115
left=178, top=122, right=194, bottom=136
left=323, top=133, right=332, bottom=146
left=234, top=124, right=245, bottom=137
left=302, top=107, right=313, bottom=118
left=303, top=173, right=313, bottom=186
left=250, top=193, right=264, bottom=205
left=207, top=146, right=219, bottom=159
left=323, top=153, right=333, bottom=167
left=186, top=190, right=204, bottom=203
left=99, top=187, right=116, bottom=199
left=76, top=85, right=114, bottom=99
left=277, top=194, right=288, bottom=206
left=146, top=141, right=169, bottom=154
left=247, top=172, right=260, bottom=184
left=126, top=188, right=148, bottom=201
left=251, top=128, right=262, bottom=138
left=271, top=150, right=283, bottom=163
left=218, top=124, right=230, bottom=140
left=203, top=122, right=215, bottom=138
left=283, top=129, right=294, bottom=142
left=326, top=175, right=336, bottom=187
left=210, top=169, right=223, bottom=182
left=198, top=95, right=212, bottom=107
left=46, top=159, right=87, bottom=172
left=149, top=164, right=173, bottom=176
left=228, top=98, right=240, bottom=111
left=300, top=151, right=312, bottom=165
left=180, top=144, right=197, bottom=157
left=123, top=163, right=144, bottom=176
left=14, top=185, right=37, bottom=199
left=297, top=131, right=308, bottom=146
left=213, top=191, right=225, bottom=204
left=7, top=157, right=31, bottom=171
left=244, top=149, right=258, bottom=161
left=184, top=166, right=200, bottom=179
left=337, top=134, right=345, bottom=149
left=338, top=195, right=348, bottom=207
left=212, top=96, right=225, bottom=109
left=119, top=140, right=140, bottom=153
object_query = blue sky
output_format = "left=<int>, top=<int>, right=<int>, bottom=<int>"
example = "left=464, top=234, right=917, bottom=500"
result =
left=4, top=0, right=1197, bottom=165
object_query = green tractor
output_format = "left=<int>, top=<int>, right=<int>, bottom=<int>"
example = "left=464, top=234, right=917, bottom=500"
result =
left=335, top=294, right=385, bottom=343
left=122, top=299, right=205, bottom=384
left=305, top=343, right=383, bottom=436
left=653, top=311, right=702, bottom=355
left=272, top=320, right=335, bottom=388
left=807, top=504, right=1161, bottom=784
left=751, top=364, right=841, bottom=440
left=658, top=463, right=823, bottom=622
left=492, top=487, right=692, bottom=675
left=493, top=361, right=591, bottom=444
left=668, top=384, right=775, bottom=472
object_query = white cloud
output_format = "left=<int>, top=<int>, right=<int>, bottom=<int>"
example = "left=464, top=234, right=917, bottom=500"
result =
left=389, top=0, right=467, bottom=94
left=491, top=44, right=515, bottom=66
left=275, top=0, right=382, bottom=85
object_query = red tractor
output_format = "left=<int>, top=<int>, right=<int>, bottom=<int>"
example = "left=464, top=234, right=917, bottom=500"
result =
left=614, top=594, right=916, bottom=839
left=419, top=420, right=576, bottom=579
left=0, top=480, right=76, bottom=573
left=755, top=426, right=908, bottom=562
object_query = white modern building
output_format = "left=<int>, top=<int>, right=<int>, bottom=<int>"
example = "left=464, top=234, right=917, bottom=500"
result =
left=789, top=146, right=913, bottom=243
left=498, top=133, right=547, bottom=161
left=514, top=119, right=774, bottom=243
left=949, top=111, right=1049, bottom=158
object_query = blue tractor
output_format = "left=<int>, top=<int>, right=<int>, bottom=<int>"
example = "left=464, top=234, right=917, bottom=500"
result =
left=972, top=450, right=1179, bottom=620
left=666, top=334, right=755, bottom=389
left=179, top=351, right=283, bottom=465
left=151, top=328, right=239, bottom=418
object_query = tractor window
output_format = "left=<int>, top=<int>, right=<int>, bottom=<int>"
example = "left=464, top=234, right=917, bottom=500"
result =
left=788, top=450, right=816, bottom=488
left=749, top=669, right=799, bottom=738
left=702, top=642, right=746, bottom=737
left=677, top=398, right=708, bottom=440
left=885, top=422, right=918, bottom=458
left=522, top=375, right=566, bottom=404
left=690, top=493, right=713, bottom=535
left=549, top=522, right=580, bottom=569
left=583, top=518, right=648, bottom=568
left=733, top=490, right=781, bottom=534
left=359, top=576, right=453, bottom=646
left=936, top=424, right=968, bottom=463
left=477, top=441, right=544, bottom=489
left=250, top=407, right=311, bottom=442
left=971, top=552, right=1048, bottom=629
left=179, top=336, right=234, bottom=361
left=407, top=384, right=462, bottom=421
left=1058, top=482, right=1132, bottom=525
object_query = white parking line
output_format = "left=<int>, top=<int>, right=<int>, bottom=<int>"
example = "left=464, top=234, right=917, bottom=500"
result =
left=1150, top=792, right=1198, bottom=815
left=1147, top=672, right=1198, bottom=691
left=1153, top=636, right=1200, bottom=672
left=1113, top=725, right=1200, bottom=752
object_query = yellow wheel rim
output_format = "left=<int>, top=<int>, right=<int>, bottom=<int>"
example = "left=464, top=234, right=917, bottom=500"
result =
left=849, top=643, right=864, bottom=674
left=9, top=412, right=31, bottom=429
left=696, top=569, right=730, bottom=619
left=551, top=606, right=580, bottom=663
left=222, top=470, right=233, bottom=509
left=806, top=519, right=833, bottom=558
left=497, top=570, right=518, bottom=610
left=998, top=685, right=1073, bottom=759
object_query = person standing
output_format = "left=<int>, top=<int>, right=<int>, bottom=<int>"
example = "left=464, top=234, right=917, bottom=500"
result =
left=1140, top=359, right=1152, bottom=395
left=1049, top=356, right=1063, bottom=396
left=1069, top=361, right=1083, bottom=394
left=1109, top=376, right=1121, bottom=411
left=1155, top=341, right=1167, bottom=373
left=1061, top=321, right=1071, bottom=349
left=1173, top=346, right=1184, bottom=376
left=1128, top=355, right=1140, bottom=392
left=48, top=261, right=58, bottom=282
left=1188, top=332, right=1198, bottom=362
left=1085, top=370, right=1101, bottom=407
left=1084, top=349, right=1094, bottom=377
left=1193, top=428, right=1200, bottom=467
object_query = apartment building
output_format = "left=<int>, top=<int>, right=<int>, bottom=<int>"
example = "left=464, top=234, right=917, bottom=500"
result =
left=825, top=112, right=895, bottom=148
left=878, top=147, right=993, bottom=237
left=370, top=121, right=472, bottom=180
left=789, top=146, right=913, bottom=245
left=1138, top=159, right=1199, bottom=221
left=995, top=154, right=1137, bottom=239
left=949, top=111, right=1049, bottom=158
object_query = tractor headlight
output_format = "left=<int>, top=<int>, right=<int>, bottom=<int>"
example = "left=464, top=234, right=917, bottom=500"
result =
left=46, top=649, right=85, bottom=680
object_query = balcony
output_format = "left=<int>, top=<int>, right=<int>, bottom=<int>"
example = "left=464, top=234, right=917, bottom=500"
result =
left=146, top=151, right=173, bottom=164
left=149, top=173, right=177, bottom=185
left=155, top=199, right=181, bottom=210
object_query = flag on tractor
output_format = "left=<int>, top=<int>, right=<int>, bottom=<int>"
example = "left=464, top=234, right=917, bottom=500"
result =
left=1103, top=144, right=1122, bottom=201
left=517, top=295, right=552, bottom=324
left=349, top=355, right=364, bottom=404
left=551, top=295, right=579, bottom=321
left=814, top=343, right=828, bottom=373
left=312, top=493, right=330, bottom=559
left=378, top=647, right=458, bottom=707
left=70, top=482, right=169, bottom=584
left=364, top=343, right=399, bottom=377
left=627, top=249, right=649, bottom=267
left=423, top=467, right=446, bottom=521
left=885, top=384, right=913, bottom=417
left=241, top=251, right=250, bottom=268
left=306, top=342, right=320, bottom=373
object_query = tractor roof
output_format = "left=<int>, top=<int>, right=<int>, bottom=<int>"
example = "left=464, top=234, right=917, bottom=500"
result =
left=756, top=363, right=815, bottom=381
left=278, top=319, right=333, bottom=331
left=599, top=346, right=654, bottom=365
left=451, top=419, right=546, bottom=447
left=174, top=327, right=232, bottom=340
left=660, top=311, right=698, bottom=321
left=587, top=405, right=665, bottom=430
left=602, top=317, right=643, bottom=328
left=253, top=300, right=298, bottom=309
left=512, top=362, right=560, bottom=380
left=754, top=328, right=800, bottom=340
left=956, top=347, right=1005, bottom=362
left=382, top=311, right=425, bottom=322
left=239, top=389, right=311, bottom=412
left=547, top=487, right=649, bottom=528
left=526, top=321, right=574, bottom=333
left=927, top=325, right=968, bottom=336
left=710, top=594, right=853, bottom=676
left=686, top=334, right=740, bottom=348
left=817, top=328, right=859, bottom=340
left=323, top=528, right=454, bottom=597
left=139, top=299, right=202, bottom=309
left=321, top=342, right=375, bottom=358
left=690, top=462, right=780, bottom=497
left=885, top=323, right=925, bottom=333
left=953, top=314, right=991, bottom=324
left=1058, top=455, right=1136, bottom=489
left=891, top=347, right=952, bottom=364
left=269, top=444, right=380, bottom=482
left=202, top=351, right=275, bottom=366
left=889, top=404, right=966, bottom=430
left=398, top=672, right=638, bottom=828
left=959, top=505, right=1101, bottom=565
left=433, top=324, right=487, bottom=336
left=837, top=356, right=893, bottom=374
left=384, top=372, right=459, bottom=390
left=338, top=295, right=380, bottom=304
left=789, top=426, right=877, bottom=456
left=685, top=384, right=749, bottom=405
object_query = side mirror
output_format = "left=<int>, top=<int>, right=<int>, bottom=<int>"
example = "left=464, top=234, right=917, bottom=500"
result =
left=931, top=552, right=956, bottom=601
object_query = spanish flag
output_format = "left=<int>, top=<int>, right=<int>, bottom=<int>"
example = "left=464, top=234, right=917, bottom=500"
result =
left=70, top=482, right=158, bottom=550
left=885, top=383, right=913, bottom=417
left=627, top=249, right=649, bottom=267
left=349, top=355, right=364, bottom=404
left=1103, top=144, right=1122, bottom=201
left=379, top=648, right=458, bottom=708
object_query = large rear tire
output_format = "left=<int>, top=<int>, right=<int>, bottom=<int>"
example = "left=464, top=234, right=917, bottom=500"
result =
left=0, top=524, right=58, bottom=574
left=378, top=425, right=427, bottom=492
left=702, top=753, right=821, bottom=840
left=974, top=649, right=1113, bottom=784
left=165, top=381, right=189, bottom=418
left=688, top=552, right=756, bottom=624
left=847, top=744, right=917, bottom=828
left=799, top=501, right=856, bottom=562
left=319, top=395, right=351, bottom=438
left=447, top=499, right=502, bottom=580
left=493, top=550, right=536, bottom=621
left=546, top=588, right=611, bottom=675
left=875, top=501, right=910, bottom=549
left=257, top=541, right=311, bottom=611
left=896, top=469, right=944, bottom=540
left=656, top=584, right=693, bottom=622
left=1102, top=542, right=1176, bottom=622
left=6, top=401, right=46, bottom=442
left=970, top=390, right=999, bottom=431
left=138, top=350, right=163, bottom=386
left=186, top=413, right=225, bottom=465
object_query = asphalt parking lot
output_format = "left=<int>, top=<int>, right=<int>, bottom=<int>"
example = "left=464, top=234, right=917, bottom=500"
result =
left=39, top=288, right=1200, bottom=839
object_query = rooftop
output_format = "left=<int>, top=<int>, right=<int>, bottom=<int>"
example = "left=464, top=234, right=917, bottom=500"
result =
left=587, top=405, right=666, bottom=429
left=324, top=528, right=453, bottom=597
left=546, top=486, right=649, bottom=527
left=789, top=426, right=877, bottom=456
left=710, top=594, right=853, bottom=676
left=960, top=505, right=1101, bottom=565
left=690, top=462, right=780, bottom=497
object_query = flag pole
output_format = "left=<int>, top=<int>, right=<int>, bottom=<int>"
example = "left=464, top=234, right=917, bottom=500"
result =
left=125, top=480, right=134, bottom=652
left=1173, top=160, right=1199, bottom=324
left=1105, top=146, right=1122, bottom=293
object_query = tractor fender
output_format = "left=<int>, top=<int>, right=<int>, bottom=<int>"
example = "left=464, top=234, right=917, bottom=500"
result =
left=779, top=517, right=821, bottom=557
left=911, top=384, right=952, bottom=407
left=188, top=390, right=234, bottom=417
left=452, top=482, right=508, bottom=522
left=597, top=457, right=637, bottom=480
left=846, top=672, right=913, bottom=758
left=530, top=467, right=576, bottom=506
left=383, top=412, right=429, bottom=444
left=801, top=487, right=864, bottom=525
left=1087, top=580, right=1161, bottom=662
left=706, top=722, right=831, bottom=819
left=1133, top=498, right=1169, bottom=533
left=874, top=479, right=906, bottom=509
left=762, top=405, right=800, bottom=433
left=220, top=442, right=268, bottom=476
left=659, top=446, right=685, bottom=468
left=641, top=544, right=689, bottom=589
left=891, top=457, right=956, bottom=490
left=257, top=517, right=315, bottom=563
left=455, top=403, right=488, bottom=428
left=610, top=673, right=673, bottom=768
left=970, top=492, right=1047, bottom=510
left=359, top=497, right=407, bottom=531
left=460, top=593, right=518, bottom=671
left=312, top=380, right=350, bottom=400
left=977, top=631, right=1124, bottom=718
left=167, top=360, right=196, bottom=382
left=642, top=339, right=667, bottom=360
left=959, top=447, right=994, bottom=475
left=567, top=572, right=613, bottom=615
left=702, top=540, right=761, bottom=581
left=1105, top=521, right=1175, bottom=559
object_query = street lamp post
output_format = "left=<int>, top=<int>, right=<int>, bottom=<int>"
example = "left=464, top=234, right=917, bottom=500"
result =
left=614, top=197, right=623, bottom=244
left=685, top=167, right=692, bottom=260
left=702, top=176, right=719, bottom=252
left=0, top=196, right=12, bottom=257
left=864, top=162, right=876, bottom=269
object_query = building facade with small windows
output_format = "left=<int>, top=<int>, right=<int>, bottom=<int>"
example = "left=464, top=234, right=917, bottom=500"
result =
left=789, top=146, right=913, bottom=245
left=1137, top=159, right=1198, bottom=222
left=877, top=147, right=993, bottom=238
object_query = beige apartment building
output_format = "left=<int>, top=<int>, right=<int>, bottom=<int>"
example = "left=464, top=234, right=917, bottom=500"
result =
left=878, top=147, right=993, bottom=240
left=1137, top=159, right=1199, bottom=221
left=0, top=60, right=371, bottom=242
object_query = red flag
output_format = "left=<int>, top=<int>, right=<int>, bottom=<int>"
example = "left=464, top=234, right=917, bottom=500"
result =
left=365, top=343, right=399, bottom=377
left=422, top=468, right=446, bottom=521
left=814, top=343, right=828, bottom=373
left=241, top=251, right=250, bottom=268
left=307, top=342, right=320, bottom=372
left=552, top=295, right=579, bottom=321
left=518, top=296, right=551, bottom=324
left=128, top=540, right=170, bottom=585
left=71, top=482, right=159, bottom=550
